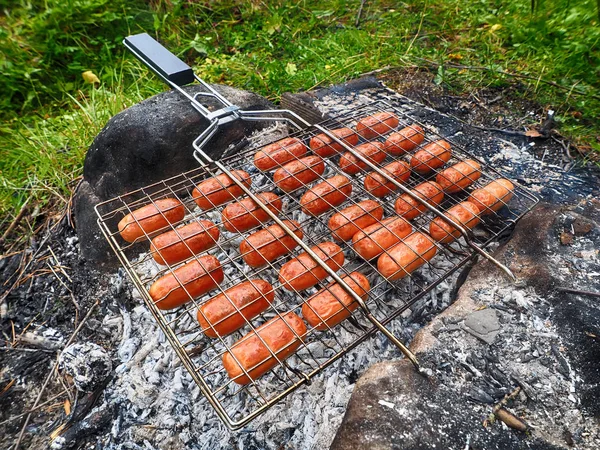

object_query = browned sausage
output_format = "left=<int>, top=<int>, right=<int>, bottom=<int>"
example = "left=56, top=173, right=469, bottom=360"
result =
left=240, top=220, right=304, bottom=268
left=429, top=202, right=481, bottom=243
left=118, top=198, right=185, bottom=243
left=302, top=272, right=370, bottom=330
left=254, top=137, right=308, bottom=171
left=192, top=170, right=252, bottom=210
left=377, top=232, right=437, bottom=280
left=352, top=216, right=413, bottom=260
left=394, top=181, right=445, bottom=220
left=410, top=140, right=452, bottom=174
left=197, top=279, right=274, bottom=338
left=363, top=161, right=411, bottom=198
left=309, top=128, right=360, bottom=158
left=279, top=242, right=345, bottom=291
left=222, top=312, right=307, bottom=385
left=300, top=175, right=353, bottom=216
left=328, top=200, right=384, bottom=241
left=469, top=179, right=515, bottom=215
left=383, top=125, right=425, bottom=155
left=436, top=160, right=482, bottom=193
left=149, top=255, right=223, bottom=310
left=150, top=220, right=220, bottom=266
left=273, top=156, right=325, bottom=192
left=356, top=112, right=399, bottom=139
left=339, top=142, right=386, bottom=175
left=221, top=192, right=282, bottom=233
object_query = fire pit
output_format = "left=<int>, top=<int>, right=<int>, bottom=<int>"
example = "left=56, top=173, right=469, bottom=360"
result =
left=2, top=35, right=599, bottom=450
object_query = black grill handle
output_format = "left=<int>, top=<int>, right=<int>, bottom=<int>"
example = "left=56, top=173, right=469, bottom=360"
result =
left=124, top=33, right=195, bottom=86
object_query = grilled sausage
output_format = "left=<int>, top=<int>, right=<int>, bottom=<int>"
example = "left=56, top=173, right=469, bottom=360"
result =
left=410, top=140, right=452, bottom=174
left=221, top=192, right=282, bottom=233
left=240, top=220, right=304, bottom=268
left=394, top=181, right=445, bottom=220
left=377, top=232, right=437, bottom=280
left=149, top=255, right=223, bottom=310
left=273, top=156, right=325, bottom=192
left=279, top=242, right=345, bottom=292
left=254, top=137, right=308, bottom=171
left=118, top=198, right=185, bottom=243
left=300, top=175, right=352, bottom=216
left=469, top=179, right=515, bottom=215
left=436, top=160, right=481, bottom=193
left=223, top=312, right=307, bottom=385
left=383, top=125, right=425, bottom=155
left=352, top=216, right=413, bottom=260
left=328, top=200, right=384, bottom=241
left=429, top=202, right=481, bottom=243
left=363, top=161, right=411, bottom=198
left=356, top=111, right=399, bottom=139
left=309, top=128, right=359, bottom=158
left=339, top=142, right=386, bottom=175
left=302, top=272, right=370, bottom=331
left=150, top=220, right=219, bottom=266
left=197, top=279, right=274, bottom=338
left=192, top=170, right=252, bottom=210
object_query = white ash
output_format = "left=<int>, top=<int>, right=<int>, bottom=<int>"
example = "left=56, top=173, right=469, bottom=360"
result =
left=58, top=342, right=112, bottom=393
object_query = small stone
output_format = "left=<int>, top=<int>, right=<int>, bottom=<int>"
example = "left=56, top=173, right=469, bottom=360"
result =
left=560, top=232, right=574, bottom=245
left=463, top=308, right=501, bottom=344
left=572, top=218, right=593, bottom=236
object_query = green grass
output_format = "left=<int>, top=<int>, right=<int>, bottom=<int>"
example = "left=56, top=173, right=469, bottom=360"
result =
left=1, top=0, right=599, bottom=235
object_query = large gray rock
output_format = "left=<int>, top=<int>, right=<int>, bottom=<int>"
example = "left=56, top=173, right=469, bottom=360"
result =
left=332, top=202, right=600, bottom=450
left=73, top=84, right=274, bottom=266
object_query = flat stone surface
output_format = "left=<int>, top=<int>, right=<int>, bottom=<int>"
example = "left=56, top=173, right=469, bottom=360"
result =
left=463, top=308, right=501, bottom=344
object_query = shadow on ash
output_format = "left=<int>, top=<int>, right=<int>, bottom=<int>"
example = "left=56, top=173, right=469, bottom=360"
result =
left=1, top=77, right=599, bottom=450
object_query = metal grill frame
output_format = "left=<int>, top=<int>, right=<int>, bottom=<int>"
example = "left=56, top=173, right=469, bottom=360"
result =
left=94, top=34, right=539, bottom=430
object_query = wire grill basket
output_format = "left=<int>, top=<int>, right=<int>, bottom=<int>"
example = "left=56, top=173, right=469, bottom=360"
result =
left=95, top=34, right=539, bottom=429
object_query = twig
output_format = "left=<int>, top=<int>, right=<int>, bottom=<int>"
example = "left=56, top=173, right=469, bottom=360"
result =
left=483, top=386, right=521, bottom=427
left=557, top=287, right=600, bottom=298
left=355, top=0, right=367, bottom=27
left=13, top=300, right=99, bottom=450
left=46, top=261, right=80, bottom=325
left=470, top=124, right=528, bottom=137
left=1, top=197, right=31, bottom=245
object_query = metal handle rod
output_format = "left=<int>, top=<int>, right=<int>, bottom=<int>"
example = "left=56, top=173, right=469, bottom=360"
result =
left=192, top=146, right=422, bottom=371
left=313, top=121, right=516, bottom=281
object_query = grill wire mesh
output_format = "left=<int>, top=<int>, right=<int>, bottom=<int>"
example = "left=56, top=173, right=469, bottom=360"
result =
left=96, top=100, right=538, bottom=429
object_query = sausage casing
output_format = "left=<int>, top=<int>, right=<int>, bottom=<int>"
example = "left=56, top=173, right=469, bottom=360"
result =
left=221, top=192, right=282, bottom=233
left=469, top=179, right=515, bottom=214
left=377, top=232, right=437, bottom=280
left=192, top=170, right=252, bottom=210
left=352, top=216, right=413, bottom=260
left=410, top=140, right=452, bottom=174
left=240, top=220, right=304, bottom=267
left=363, top=161, right=411, bottom=198
left=328, top=200, right=384, bottom=241
left=118, top=198, right=185, bottom=243
left=222, top=312, right=307, bottom=384
left=302, top=272, right=370, bottom=330
left=254, top=137, right=308, bottom=171
left=356, top=112, right=399, bottom=139
left=300, top=175, right=352, bottom=216
left=149, top=255, right=223, bottom=310
left=429, top=202, right=481, bottom=243
left=279, top=241, right=345, bottom=291
left=150, top=220, right=219, bottom=265
left=309, top=128, right=359, bottom=158
left=273, top=156, right=325, bottom=192
left=383, top=125, right=425, bottom=155
left=197, top=279, right=274, bottom=338
left=339, top=142, right=386, bottom=175
left=436, top=159, right=481, bottom=193
left=394, top=181, right=445, bottom=220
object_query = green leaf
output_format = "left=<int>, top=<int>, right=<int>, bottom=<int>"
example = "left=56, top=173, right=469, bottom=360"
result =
left=285, top=62, right=297, bottom=76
